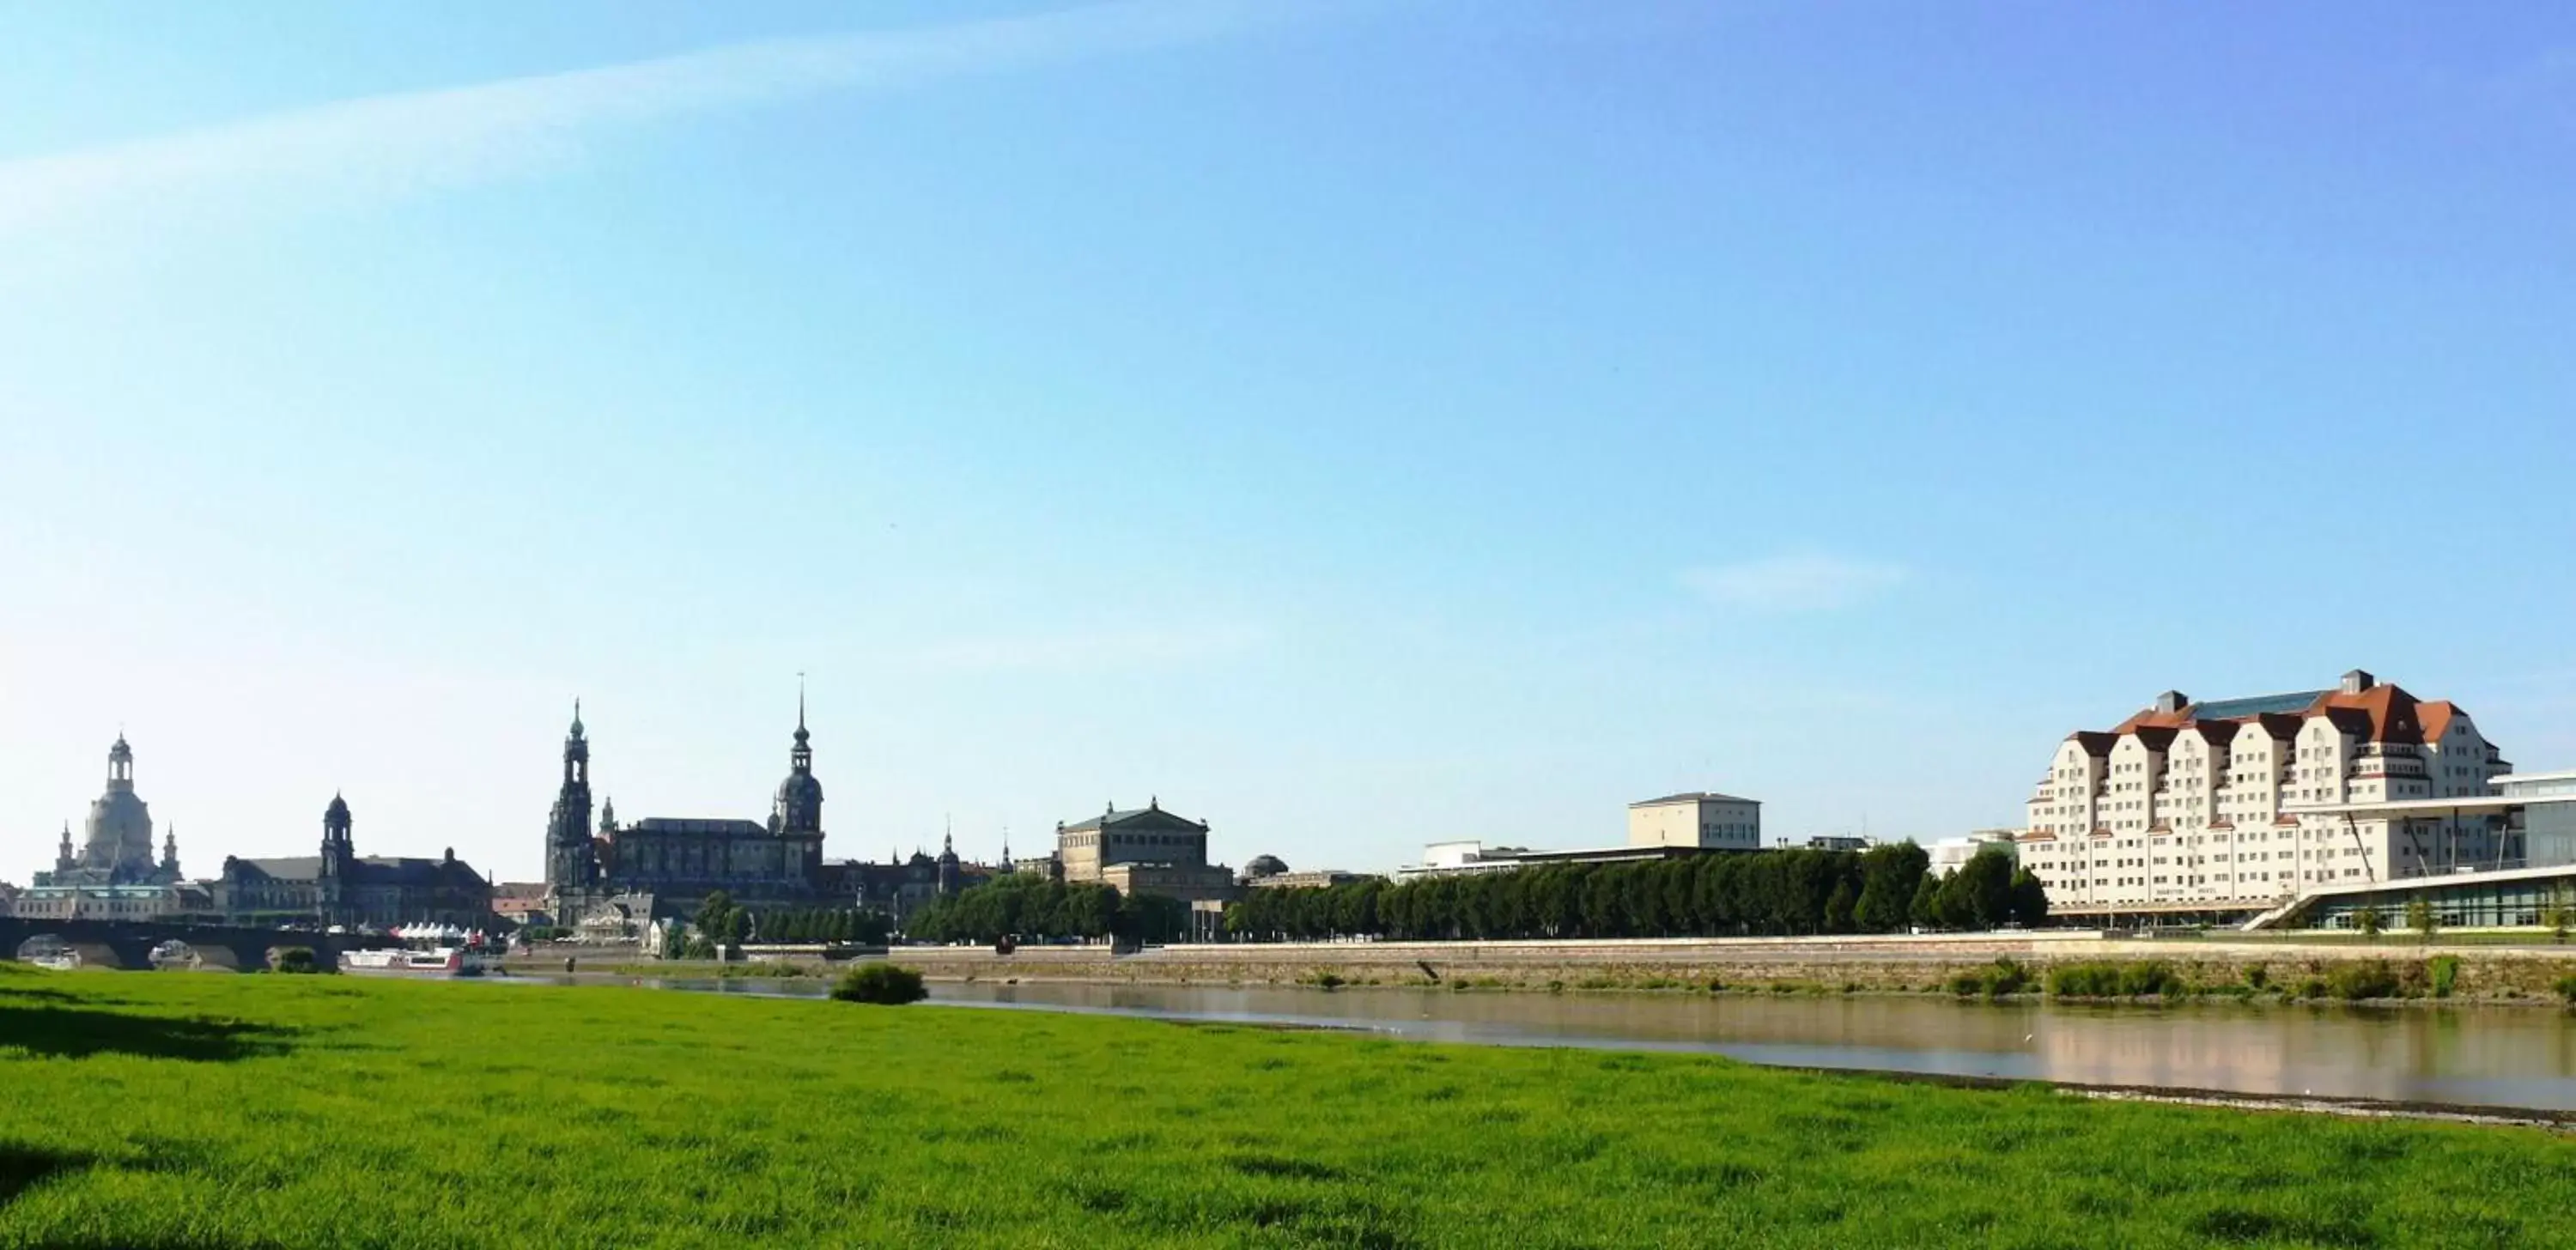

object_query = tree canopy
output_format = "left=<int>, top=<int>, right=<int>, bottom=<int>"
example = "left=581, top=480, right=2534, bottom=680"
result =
left=1221, top=842, right=2044, bottom=943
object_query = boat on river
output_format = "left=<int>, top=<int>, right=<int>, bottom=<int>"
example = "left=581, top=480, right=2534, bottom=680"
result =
left=338, top=924, right=501, bottom=977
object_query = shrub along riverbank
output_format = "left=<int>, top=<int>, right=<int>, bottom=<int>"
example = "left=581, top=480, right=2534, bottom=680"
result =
left=5, top=965, right=2576, bottom=1247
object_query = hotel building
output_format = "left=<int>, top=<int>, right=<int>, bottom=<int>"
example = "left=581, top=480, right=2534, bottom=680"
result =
left=2019, top=671, right=2511, bottom=914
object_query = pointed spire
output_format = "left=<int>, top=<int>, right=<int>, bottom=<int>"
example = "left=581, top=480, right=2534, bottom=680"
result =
left=571, top=697, right=585, bottom=737
left=793, top=676, right=811, bottom=748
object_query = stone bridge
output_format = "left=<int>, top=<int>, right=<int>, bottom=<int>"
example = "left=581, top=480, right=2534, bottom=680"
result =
left=0, top=917, right=364, bottom=971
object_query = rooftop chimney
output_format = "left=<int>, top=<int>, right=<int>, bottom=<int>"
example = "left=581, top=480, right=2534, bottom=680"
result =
left=2341, top=669, right=2375, bottom=695
left=2154, top=690, right=2189, bottom=714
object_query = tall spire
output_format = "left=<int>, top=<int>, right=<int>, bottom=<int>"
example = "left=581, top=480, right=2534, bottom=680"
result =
left=570, top=698, right=585, bottom=739
left=793, top=674, right=811, bottom=749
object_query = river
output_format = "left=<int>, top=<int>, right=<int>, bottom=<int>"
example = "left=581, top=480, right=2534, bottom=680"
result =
left=513, top=974, right=2576, bottom=1113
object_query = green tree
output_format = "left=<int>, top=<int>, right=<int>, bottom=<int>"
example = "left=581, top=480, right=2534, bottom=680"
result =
left=1955, top=848, right=2017, bottom=930
left=2008, top=868, right=2050, bottom=927
left=1855, top=842, right=1929, bottom=933
left=2353, top=903, right=2384, bottom=941
left=2405, top=895, right=2438, bottom=943
left=1822, top=878, right=1858, bottom=934
left=1907, top=872, right=1941, bottom=930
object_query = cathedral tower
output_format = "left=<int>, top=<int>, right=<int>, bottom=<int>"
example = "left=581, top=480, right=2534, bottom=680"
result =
left=770, top=694, right=823, bottom=839
left=545, top=702, right=598, bottom=889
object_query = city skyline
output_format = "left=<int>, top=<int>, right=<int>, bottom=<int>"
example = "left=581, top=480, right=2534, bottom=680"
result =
left=7, top=2, right=2576, bottom=881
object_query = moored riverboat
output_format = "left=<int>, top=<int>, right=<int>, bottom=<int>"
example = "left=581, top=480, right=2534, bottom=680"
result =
left=338, top=924, right=501, bottom=977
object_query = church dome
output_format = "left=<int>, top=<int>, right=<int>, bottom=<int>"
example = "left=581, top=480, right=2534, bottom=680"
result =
left=775, top=773, right=823, bottom=806
left=83, top=735, right=155, bottom=880
left=1241, top=854, right=1291, bottom=881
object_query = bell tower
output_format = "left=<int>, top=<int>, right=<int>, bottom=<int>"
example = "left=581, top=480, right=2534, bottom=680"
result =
left=319, top=793, right=355, bottom=924
left=545, top=701, right=598, bottom=889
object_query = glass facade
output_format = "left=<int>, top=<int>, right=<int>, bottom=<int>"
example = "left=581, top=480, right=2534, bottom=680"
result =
left=2304, top=873, right=2573, bottom=931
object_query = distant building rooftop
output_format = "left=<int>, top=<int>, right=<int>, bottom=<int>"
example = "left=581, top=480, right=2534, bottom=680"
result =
left=1629, top=792, right=1760, bottom=808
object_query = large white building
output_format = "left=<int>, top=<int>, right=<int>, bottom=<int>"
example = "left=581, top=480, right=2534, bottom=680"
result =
left=1626, top=792, right=1762, bottom=851
left=2019, top=671, right=2511, bottom=913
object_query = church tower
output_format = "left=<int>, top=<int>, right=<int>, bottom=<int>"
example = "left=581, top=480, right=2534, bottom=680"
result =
left=161, top=826, right=180, bottom=879
left=54, top=822, right=74, bottom=875
left=319, top=793, right=355, bottom=922
left=545, top=702, right=598, bottom=889
left=768, top=691, right=826, bottom=883
left=770, top=695, right=823, bottom=838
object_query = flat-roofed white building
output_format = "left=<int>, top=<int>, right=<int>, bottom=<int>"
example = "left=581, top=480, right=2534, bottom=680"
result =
left=1928, top=829, right=2020, bottom=875
left=1627, top=792, right=1761, bottom=851
left=2018, top=671, right=2511, bottom=914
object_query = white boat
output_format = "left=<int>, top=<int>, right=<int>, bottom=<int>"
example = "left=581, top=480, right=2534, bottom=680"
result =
left=29, top=953, right=80, bottom=972
left=341, top=947, right=474, bottom=975
left=338, top=924, right=501, bottom=977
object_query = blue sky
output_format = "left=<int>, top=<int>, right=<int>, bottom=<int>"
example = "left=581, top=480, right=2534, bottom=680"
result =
left=3, top=2, right=2572, bottom=882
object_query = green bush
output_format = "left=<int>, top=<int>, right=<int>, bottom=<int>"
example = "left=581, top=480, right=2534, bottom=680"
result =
left=2327, top=961, right=2401, bottom=1002
left=2553, top=974, right=2576, bottom=1005
left=1947, top=959, right=2035, bottom=998
left=1986, top=959, right=2032, bottom=996
left=2045, top=961, right=2180, bottom=999
left=2243, top=965, right=2269, bottom=992
left=829, top=962, right=926, bottom=1005
left=270, top=947, right=322, bottom=974
left=2428, top=956, right=2461, bottom=999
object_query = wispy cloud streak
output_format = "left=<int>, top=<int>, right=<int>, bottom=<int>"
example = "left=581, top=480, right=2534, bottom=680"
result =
left=0, top=0, right=1290, bottom=239
left=912, top=623, right=1268, bottom=675
left=1681, top=554, right=1909, bottom=613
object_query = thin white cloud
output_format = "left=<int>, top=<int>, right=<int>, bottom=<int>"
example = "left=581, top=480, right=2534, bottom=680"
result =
left=0, top=0, right=1295, bottom=240
left=1681, top=554, right=1909, bottom=613
left=912, top=623, right=1267, bottom=675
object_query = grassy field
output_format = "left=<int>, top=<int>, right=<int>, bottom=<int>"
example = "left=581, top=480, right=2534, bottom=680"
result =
left=4, top=964, right=2574, bottom=1248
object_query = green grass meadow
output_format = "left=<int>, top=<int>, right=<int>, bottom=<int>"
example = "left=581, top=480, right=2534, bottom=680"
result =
left=4, top=963, right=2574, bottom=1248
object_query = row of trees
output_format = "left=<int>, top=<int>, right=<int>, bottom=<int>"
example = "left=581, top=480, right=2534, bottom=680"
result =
left=1224, top=844, right=2046, bottom=943
left=903, top=875, right=1192, bottom=946
left=689, top=892, right=894, bottom=946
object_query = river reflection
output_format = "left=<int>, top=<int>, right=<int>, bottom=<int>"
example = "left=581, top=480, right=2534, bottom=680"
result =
left=523, top=975, right=2576, bottom=1112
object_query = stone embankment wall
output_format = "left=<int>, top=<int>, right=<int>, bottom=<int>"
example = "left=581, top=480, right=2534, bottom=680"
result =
left=886, top=933, right=2576, bottom=1001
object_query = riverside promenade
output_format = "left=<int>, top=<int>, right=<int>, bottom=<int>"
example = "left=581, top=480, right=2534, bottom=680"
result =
left=882, top=931, right=2576, bottom=1002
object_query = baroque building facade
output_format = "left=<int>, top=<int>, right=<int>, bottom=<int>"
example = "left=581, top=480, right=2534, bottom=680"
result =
left=20, top=736, right=209, bottom=922
left=1050, top=799, right=1238, bottom=907
left=544, top=701, right=832, bottom=928
left=212, top=794, right=494, bottom=928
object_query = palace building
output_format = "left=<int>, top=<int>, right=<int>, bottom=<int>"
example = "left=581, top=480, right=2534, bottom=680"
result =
left=213, top=793, right=494, bottom=928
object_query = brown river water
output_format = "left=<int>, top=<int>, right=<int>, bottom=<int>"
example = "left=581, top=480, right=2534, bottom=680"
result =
left=514, top=974, right=2576, bottom=1113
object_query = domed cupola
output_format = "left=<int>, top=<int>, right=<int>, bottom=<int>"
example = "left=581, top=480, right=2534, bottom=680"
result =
left=771, top=693, right=824, bottom=836
left=83, top=731, right=157, bottom=881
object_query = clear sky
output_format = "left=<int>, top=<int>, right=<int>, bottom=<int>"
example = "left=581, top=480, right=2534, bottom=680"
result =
left=3, top=2, right=2572, bottom=883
